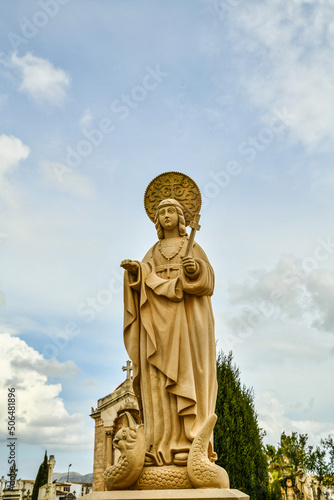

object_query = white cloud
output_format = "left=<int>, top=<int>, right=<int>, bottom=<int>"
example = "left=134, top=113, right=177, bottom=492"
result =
left=0, top=286, right=5, bottom=307
left=226, top=254, right=334, bottom=334
left=217, top=254, right=334, bottom=447
left=8, top=52, right=70, bottom=106
left=0, top=134, right=30, bottom=178
left=256, top=391, right=334, bottom=447
left=0, top=134, right=30, bottom=207
left=0, top=333, right=91, bottom=448
left=307, top=268, right=334, bottom=331
left=227, top=0, right=334, bottom=151
left=11, top=356, right=80, bottom=379
left=40, top=161, right=94, bottom=198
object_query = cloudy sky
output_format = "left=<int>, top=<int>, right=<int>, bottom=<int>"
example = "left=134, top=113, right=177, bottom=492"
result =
left=1, top=0, right=334, bottom=481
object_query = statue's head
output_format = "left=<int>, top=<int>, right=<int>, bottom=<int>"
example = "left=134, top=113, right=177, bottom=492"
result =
left=154, top=198, right=187, bottom=240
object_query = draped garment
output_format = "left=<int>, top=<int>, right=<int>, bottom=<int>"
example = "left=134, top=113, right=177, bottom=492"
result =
left=123, top=240, right=217, bottom=465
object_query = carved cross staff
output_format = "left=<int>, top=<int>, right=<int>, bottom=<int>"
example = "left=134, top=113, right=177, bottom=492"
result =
left=184, top=213, right=201, bottom=257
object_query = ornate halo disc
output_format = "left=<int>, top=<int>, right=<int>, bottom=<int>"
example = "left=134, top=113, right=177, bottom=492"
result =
left=144, top=171, right=202, bottom=226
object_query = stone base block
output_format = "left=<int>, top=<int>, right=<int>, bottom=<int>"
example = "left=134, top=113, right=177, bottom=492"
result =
left=82, top=489, right=249, bottom=500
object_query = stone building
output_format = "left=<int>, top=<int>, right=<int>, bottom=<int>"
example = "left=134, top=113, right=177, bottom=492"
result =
left=15, top=480, right=34, bottom=500
left=1, top=477, right=34, bottom=500
left=52, top=481, right=91, bottom=500
left=90, top=361, right=140, bottom=491
left=0, top=476, right=20, bottom=500
left=37, top=455, right=92, bottom=500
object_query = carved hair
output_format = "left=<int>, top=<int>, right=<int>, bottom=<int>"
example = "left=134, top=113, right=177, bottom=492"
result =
left=154, top=198, right=187, bottom=240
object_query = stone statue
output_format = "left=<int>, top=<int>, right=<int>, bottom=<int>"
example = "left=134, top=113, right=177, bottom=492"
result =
left=105, top=172, right=229, bottom=490
left=295, top=469, right=314, bottom=500
left=104, top=412, right=145, bottom=490
left=282, top=477, right=297, bottom=500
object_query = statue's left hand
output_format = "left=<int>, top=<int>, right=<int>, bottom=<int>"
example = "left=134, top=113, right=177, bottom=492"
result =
left=182, top=256, right=199, bottom=276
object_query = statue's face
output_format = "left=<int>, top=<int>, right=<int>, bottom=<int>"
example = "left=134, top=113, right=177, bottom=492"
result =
left=158, top=205, right=179, bottom=231
left=287, top=479, right=292, bottom=487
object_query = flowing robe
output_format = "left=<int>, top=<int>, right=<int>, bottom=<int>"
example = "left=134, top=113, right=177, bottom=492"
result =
left=295, top=473, right=314, bottom=500
left=123, top=239, right=217, bottom=466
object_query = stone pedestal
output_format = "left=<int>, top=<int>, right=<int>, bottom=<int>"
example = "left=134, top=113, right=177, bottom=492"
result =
left=82, top=489, right=249, bottom=500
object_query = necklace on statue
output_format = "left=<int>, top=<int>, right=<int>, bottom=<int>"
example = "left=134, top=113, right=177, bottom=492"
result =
left=158, top=236, right=185, bottom=278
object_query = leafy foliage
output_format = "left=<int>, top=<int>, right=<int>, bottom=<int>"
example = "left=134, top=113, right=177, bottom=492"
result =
left=280, top=432, right=309, bottom=474
left=214, top=351, right=276, bottom=500
left=32, top=451, right=48, bottom=500
left=266, top=443, right=285, bottom=476
left=267, top=432, right=334, bottom=492
left=314, top=436, right=334, bottom=488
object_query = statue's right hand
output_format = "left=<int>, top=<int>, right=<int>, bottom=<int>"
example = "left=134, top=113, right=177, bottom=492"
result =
left=120, top=260, right=139, bottom=274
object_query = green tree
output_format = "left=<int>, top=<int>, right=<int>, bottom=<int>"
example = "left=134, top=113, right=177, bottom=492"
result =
left=214, top=351, right=277, bottom=500
left=32, top=451, right=48, bottom=500
left=307, top=436, right=334, bottom=490
left=266, top=443, right=285, bottom=477
left=266, top=432, right=334, bottom=496
left=321, top=435, right=334, bottom=486
left=280, top=432, right=309, bottom=474
left=266, top=432, right=310, bottom=499
left=266, top=442, right=286, bottom=498
left=307, top=446, right=329, bottom=483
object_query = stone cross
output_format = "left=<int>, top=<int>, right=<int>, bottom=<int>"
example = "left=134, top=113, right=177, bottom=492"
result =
left=184, top=213, right=201, bottom=257
left=1, top=477, right=5, bottom=495
left=157, top=263, right=181, bottom=279
left=122, top=360, right=133, bottom=380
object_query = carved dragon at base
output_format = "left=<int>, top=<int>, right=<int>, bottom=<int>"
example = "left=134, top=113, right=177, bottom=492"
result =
left=104, top=412, right=229, bottom=490
left=103, top=412, right=145, bottom=490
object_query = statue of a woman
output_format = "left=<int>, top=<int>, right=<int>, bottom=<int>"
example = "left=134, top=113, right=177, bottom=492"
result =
left=120, top=173, right=217, bottom=468
left=295, top=470, right=314, bottom=500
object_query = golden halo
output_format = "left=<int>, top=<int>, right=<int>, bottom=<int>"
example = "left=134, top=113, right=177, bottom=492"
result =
left=144, top=171, right=202, bottom=226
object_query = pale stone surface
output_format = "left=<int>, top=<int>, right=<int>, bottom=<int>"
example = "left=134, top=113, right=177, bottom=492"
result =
left=38, top=455, right=56, bottom=500
left=102, top=410, right=229, bottom=491
left=295, top=470, right=313, bottom=500
left=282, top=479, right=296, bottom=500
left=1, top=477, right=6, bottom=496
left=187, top=415, right=229, bottom=490
left=9, top=479, right=34, bottom=500
left=90, top=375, right=139, bottom=491
left=47, top=456, right=56, bottom=485
left=104, top=413, right=145, bottom=490
left=81, top=488, right=249, bottom=500
left=103, top=175, right=232, bottom=491
left=1, top=490, right=22, bottom=500
left=111, top=186, right=230, bottom=490
left=121, top=197, right=217, bottom=467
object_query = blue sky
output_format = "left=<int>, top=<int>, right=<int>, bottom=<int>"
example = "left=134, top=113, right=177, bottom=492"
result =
left=1, top=0, right=334, bottom=480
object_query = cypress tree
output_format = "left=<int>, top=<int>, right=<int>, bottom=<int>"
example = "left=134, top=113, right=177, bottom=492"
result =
left=214, top=351, right=273, bottom=500
left=32, top=451, right=48, bottom=500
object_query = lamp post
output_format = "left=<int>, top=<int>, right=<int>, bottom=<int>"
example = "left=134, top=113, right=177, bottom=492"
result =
left=67, top=464, right=72, bottom=483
